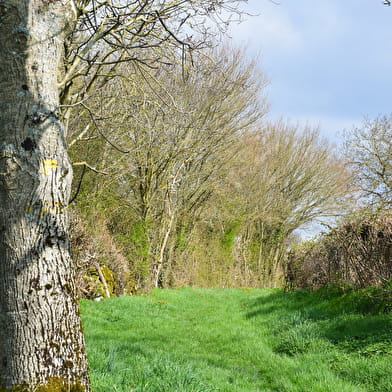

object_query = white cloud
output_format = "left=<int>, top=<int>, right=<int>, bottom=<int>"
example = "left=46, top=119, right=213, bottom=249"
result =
left=266, top=112, right=363, bottom=145
left=228, top=3, right=303, bottom=54
left=230, top=1, right=348, bottom=55
left=229, top=1, right=392, bottom=146
left=296, top=2, right=345, bottom=42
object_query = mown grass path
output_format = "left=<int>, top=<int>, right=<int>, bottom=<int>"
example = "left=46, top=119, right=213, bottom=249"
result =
left=81, top=288, right=392, bottom=391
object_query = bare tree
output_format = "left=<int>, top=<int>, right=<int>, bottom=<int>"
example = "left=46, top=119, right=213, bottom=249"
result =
left=61, top=0, right=246, bottom=130
left=69, top=44, right=267, bottom=288
left=222, top=122, right=352, bottom=285
left=344, top=114, right=392, bottom=209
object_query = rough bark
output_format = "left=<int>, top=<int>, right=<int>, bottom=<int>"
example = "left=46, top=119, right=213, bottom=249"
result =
left=0, top=0, right=90, bottom=390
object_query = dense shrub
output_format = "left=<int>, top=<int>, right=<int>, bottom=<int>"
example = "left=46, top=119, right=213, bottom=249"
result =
left=285, top=210, right=392, bottom=291
left=69, top=208, right=137, bottom=299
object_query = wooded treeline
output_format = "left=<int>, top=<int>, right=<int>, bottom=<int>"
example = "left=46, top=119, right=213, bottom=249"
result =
left=64, top=40, right=391, bottom=297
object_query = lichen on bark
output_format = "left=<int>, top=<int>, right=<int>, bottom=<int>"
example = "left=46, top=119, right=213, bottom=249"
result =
left=0, top=378, right=86, bottom=392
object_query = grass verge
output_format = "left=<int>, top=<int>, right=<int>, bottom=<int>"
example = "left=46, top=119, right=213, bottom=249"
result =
left=81, top=287, right=392, bottom=391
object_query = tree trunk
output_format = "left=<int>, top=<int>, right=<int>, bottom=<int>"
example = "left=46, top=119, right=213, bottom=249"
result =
left=154, top=213, right=175, bottom=288
left=0, top=0, right=91, bottom=390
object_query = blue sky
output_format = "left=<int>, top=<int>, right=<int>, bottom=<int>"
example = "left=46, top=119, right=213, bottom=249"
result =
left=228, top=0, right=392, bottom=144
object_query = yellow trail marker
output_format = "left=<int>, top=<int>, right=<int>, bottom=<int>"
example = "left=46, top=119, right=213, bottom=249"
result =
left=43, top=159, right=59, bottom=176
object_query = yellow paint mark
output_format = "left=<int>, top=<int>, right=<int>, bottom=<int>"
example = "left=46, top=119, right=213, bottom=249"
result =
left=43, top=159, right=59, bottom=176
left=40, top=208, right=49, bottom=218
left=25, top=200, right=66, bottom=217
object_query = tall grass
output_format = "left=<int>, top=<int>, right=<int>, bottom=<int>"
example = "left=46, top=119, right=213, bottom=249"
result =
left=81, top=288, right=392, bottom=392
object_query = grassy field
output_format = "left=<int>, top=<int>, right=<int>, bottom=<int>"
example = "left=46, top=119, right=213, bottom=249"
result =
left=81, top=287, right=392, bottom=392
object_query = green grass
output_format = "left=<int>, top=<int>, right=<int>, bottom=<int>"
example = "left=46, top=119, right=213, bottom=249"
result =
left=81, top=288, right=392, bottom=392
